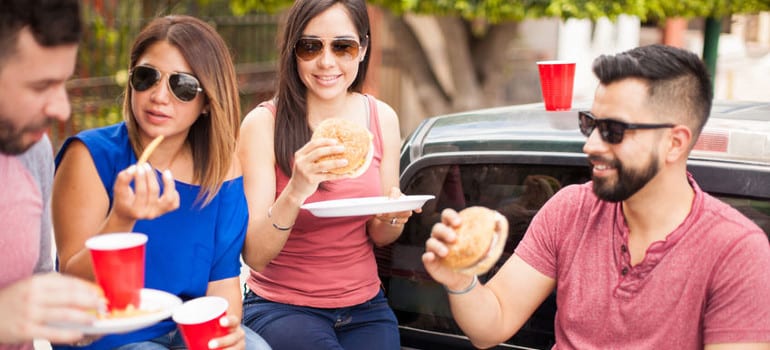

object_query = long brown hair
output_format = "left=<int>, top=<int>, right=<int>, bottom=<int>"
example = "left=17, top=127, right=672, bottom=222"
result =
left=273, top=0, right=371, bottom=177
left=123, top=15, right=240, bottom=206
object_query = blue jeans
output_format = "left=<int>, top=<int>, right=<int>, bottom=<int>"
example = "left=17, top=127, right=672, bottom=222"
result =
left=242, top=289, right=399, bottom=350
left=113, top=326, right=271, bottom=350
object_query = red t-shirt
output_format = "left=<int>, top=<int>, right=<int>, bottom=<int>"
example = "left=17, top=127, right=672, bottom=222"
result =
left=248, top=95, right=383, bottom=308
left=515, top=175, right=770, bottom=349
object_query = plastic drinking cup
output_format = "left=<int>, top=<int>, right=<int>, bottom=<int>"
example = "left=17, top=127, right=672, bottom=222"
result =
left=537, top=60, right=576, bottom=111
left=85, top=232, right=147, bottom=312
left=173, top=296, right=229, bottom=350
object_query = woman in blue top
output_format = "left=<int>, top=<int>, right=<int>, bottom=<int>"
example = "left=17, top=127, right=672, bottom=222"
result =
left=51, top=15, right=269, bottom=350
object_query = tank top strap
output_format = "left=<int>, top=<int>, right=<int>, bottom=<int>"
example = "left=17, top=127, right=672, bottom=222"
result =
left=363, top=94, right=384, bottom=156
left=258, top=100, right=276, bottom=116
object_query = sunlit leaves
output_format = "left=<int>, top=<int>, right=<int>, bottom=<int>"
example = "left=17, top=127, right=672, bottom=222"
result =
left=230, top=0, right=287, bottom=15
left=228, top=0, right=770, bottom=22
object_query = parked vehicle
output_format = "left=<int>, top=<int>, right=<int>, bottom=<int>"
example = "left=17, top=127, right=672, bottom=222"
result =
left=376, top=101, right=770, bottom=349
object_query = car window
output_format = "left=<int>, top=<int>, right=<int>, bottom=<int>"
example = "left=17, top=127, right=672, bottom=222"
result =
left=377, top=163, right=590, bottom=349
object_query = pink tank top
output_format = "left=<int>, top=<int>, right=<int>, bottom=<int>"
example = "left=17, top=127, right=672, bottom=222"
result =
left=247, top=94, right=383, bottom=308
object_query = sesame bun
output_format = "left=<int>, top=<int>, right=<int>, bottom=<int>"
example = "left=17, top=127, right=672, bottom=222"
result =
left=312, top=118, right=373, bottom=178
left=439, top=206, right=509, bottom=276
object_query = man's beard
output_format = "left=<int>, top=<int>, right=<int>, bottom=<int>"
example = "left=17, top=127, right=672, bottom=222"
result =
left=0, top=117, right=53, bottom=155
left=590, top=153, right=659, bottom=203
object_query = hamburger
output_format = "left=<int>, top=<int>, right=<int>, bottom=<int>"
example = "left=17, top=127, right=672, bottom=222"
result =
left=312, top=118, right=373, bottom=178
left=439, top=206, right=509, bottom=276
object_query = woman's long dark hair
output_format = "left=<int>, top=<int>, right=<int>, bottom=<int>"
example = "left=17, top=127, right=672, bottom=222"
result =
left=273, top=0, right=371, bottom=177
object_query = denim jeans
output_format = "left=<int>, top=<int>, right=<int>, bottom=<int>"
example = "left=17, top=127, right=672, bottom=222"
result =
left=242, top=289, right=399, bottom=350
left=113, top=326, right=271, bottom=350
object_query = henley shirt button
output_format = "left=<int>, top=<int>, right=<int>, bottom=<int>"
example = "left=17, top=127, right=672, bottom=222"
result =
left=620, top=245, right=627, bottom=252
left=621, top=267, right=629, bottom=275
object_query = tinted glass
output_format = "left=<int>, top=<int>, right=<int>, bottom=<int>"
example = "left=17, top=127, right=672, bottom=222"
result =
left=376, top=163, right=591, bottom=349
left=295, top=38, right=323, bottom=60
left=130, top=66, right=160, bottom=91
left=168, top=73, right=201, bottom=102
left=295, top=38, right=361, bottom=61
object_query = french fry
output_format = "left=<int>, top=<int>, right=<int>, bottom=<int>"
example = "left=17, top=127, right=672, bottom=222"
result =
left=137, top=135, right=164, bottom=165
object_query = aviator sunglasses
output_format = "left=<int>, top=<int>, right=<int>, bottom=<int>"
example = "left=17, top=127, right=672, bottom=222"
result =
left=578, top=111, right=675, bottom=144
left=294, top=37, right=365, bottom=61
left=129, top=65, right=203, bottom=102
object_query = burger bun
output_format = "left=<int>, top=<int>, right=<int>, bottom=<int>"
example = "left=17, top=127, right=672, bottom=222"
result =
left=439, top=206, right=509, bottom=276
left=312, top=118, right=373, bottom=178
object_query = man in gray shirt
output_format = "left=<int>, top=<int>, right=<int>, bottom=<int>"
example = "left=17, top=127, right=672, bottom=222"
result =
left=0, top=0, right=102, bottom=346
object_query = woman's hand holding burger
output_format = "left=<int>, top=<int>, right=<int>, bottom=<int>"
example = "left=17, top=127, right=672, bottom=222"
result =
left=287, top=118, right=373, bottom=202
left=311, top=118, right=373, bottom=178
left=288, top=137, right=348, bottom=201
left=423, top=207, right=509, bottom=294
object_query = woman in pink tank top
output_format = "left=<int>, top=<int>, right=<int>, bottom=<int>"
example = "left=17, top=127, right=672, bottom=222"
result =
left=237, top=1, right=418, bottom=349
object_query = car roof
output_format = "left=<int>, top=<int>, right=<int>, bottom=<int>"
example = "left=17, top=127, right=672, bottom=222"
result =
left=402, top=100, right=770, bottom=167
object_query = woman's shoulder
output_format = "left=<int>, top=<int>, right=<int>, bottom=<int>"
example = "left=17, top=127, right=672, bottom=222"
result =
left=366, top=94, right=397, bottom=122
left=244, top=100, right=277, bottom=120
left=241, top=102, right=277, bottom=132
left=363, top=94, right=399, bottom=139
left=215, top=175, right=245, bottom=203
left=73, top=123, right=129, bottom=152
left=56, top=123, right=131, bottom=167
left=77, top=122, right=126, bottom=140
left=239, top=103, right=276, bottom=153
left=84, top=123, right=131, bottom=151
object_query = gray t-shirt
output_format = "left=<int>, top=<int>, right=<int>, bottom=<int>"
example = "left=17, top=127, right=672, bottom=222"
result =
left=16, top=135, right=54, bottom=273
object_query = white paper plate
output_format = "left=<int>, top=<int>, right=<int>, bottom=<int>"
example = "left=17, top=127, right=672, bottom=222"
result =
left=49, top=288, right=182, bottom=335
left=301, top=195, right=435, bottom=218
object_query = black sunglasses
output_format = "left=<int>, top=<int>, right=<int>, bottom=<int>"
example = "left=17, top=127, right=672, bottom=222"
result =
left=129, top=65, right=203, bottom=102
left=578, top=111, right=675, bottom=144
left=294, top=37, right=364, bottom=61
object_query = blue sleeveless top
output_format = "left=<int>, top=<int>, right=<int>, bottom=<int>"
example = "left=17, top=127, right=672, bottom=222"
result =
left=53, top=122, right=247, bottom=349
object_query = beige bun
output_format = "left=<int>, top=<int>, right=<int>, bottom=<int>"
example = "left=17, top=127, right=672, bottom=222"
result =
left=439, top=206, right=509, bottom=276
left=312, top=118, right=373, bottom=178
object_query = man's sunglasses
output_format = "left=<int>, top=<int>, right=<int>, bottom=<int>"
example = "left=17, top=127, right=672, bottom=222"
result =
left=294, top=37, right=364, bottom=61
left=578, top=111, right=675, bottom=144
left=129, top=65, right=203, bottom=102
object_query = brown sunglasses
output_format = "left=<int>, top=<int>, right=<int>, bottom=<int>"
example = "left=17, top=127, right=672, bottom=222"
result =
left=294, top=36, right=366, bottom=61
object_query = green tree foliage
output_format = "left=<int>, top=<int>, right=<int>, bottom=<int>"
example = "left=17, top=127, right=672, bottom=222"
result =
left=231, top=0, right=770, bottom=22
left=230, top=0, right=288, bottom=14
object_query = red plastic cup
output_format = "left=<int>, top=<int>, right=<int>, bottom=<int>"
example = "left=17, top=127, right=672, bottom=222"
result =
left=173, top=296, right=229, bottom=350
left=85, top=232, right=147, bottom=312
left=537, top=60, right=576, bottom=111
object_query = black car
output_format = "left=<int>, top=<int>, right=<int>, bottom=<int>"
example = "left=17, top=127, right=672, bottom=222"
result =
left=376, top=101, right=770, bottom=349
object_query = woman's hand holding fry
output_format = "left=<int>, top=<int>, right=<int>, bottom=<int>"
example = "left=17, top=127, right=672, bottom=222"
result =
left=111, top=163, right=180, bottom=222
left=108, top=135, right=179, bottom=224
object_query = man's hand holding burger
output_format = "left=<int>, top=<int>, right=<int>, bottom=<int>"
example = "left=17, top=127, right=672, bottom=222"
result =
left=423, top=207, right=508, bottom=294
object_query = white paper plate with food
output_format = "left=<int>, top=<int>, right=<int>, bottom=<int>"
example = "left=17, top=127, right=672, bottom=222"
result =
left=49, top=288, right=182, bottom=335
left=302, top=195, right=435, bottom=218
